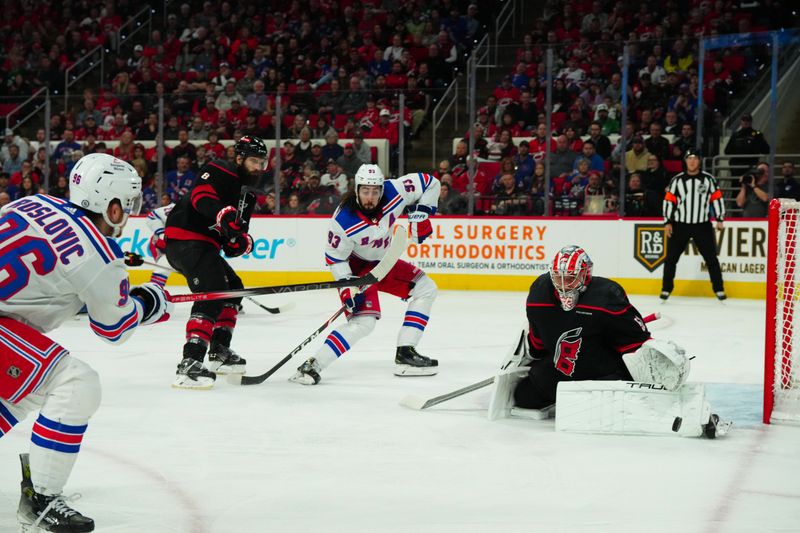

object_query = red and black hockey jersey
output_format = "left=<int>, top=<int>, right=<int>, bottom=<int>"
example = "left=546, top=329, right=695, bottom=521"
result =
left=164, top=159, right=250, bottom=248
left=526, top=274, right=651, bottom=382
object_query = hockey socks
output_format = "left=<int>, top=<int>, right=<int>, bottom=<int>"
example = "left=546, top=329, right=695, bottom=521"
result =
left=397, top=275, right=436, bottom=347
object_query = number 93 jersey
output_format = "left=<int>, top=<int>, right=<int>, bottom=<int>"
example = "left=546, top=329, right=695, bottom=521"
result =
left=324, top=172, right=439, bottom=278
left=0, top=195, right=145, bottom=343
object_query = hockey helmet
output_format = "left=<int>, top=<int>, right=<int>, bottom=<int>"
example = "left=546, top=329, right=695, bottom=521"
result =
left=354, top=164, right=385, bottom=206
left=234, top=135, right=268, bottom=159
left=69, top=153, right=142, bottom=237
left=550, top=245, right=593, bottom=311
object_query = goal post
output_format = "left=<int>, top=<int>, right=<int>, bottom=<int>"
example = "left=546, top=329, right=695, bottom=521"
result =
left=765, top=198, right=800, bottom=424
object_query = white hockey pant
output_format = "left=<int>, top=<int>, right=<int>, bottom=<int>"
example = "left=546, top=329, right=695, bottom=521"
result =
left=1, top=356, right=101, bottom=495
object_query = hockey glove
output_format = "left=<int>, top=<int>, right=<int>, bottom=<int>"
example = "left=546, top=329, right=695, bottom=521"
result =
left=408, top=204, right=435, bottom=244
left=222, top=232, right=254, bottom=258
left=124, top=252, right=145, bottom=267
left=148, top=231, right=167, bottom=262
left=131, top=282, right=173, bottom=325
left=338, top=280, right=365, bottom=313
left=215, top=205, right=246, bottom=239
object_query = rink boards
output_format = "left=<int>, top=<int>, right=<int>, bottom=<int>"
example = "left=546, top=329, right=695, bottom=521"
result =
left=118, top=215, right=767, bottom=299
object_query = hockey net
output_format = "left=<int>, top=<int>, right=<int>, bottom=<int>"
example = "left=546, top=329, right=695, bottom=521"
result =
left=765, top=198, right=800, bottom=424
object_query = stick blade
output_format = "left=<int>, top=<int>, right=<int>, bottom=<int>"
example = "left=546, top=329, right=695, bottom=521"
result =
left=370, top=224, right=408, bottom=281
left=277, top=301, right=296, bottom=313
left=225, top=374, right=243, bottom=385
left=399, top=395, right=431, bottom=410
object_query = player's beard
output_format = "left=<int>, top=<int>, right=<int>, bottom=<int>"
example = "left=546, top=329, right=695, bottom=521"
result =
left=239, top=167, right=261, bottom=187
left=359, top=202, right=381, bottom=219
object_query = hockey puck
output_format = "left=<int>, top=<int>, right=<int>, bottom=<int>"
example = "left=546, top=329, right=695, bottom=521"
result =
left=672, top=417, right=682, bottom=432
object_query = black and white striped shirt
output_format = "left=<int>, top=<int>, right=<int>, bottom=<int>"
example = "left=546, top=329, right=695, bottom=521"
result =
left=663, top=171, right=725, bottom=224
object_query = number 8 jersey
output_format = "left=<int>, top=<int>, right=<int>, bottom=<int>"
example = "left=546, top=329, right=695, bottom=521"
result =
left=324, top=173, right=439, bottom=280
left=0, top=194, right=146, bottom=342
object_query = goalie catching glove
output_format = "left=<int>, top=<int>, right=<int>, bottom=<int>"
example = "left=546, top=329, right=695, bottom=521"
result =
left=131, top=282, right=173, bottom=325
left=408, top=205, right=435, bottom=244
left=622, top=339, right=690, bottom=391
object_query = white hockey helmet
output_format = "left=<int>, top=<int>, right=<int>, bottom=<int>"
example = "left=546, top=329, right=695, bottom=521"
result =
left=69, top=153, right=142, bottom=236
left=354, top=164, right=384, bottom=206
left=550, top=245, right=593, bottom=311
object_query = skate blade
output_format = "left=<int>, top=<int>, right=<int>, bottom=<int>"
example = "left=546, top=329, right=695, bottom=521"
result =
left=288, top=374, right=319, bottom=385
left=394, top=364, right=438, bottom=377
left=171, top=378, right=215, bottom=390
left=209, top=365, right=246, bottom=375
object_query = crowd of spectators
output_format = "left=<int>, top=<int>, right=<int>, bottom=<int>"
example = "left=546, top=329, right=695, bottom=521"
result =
left=441, top=0, right=794, bottom=216
left=1, top=0, right=498, bottom=213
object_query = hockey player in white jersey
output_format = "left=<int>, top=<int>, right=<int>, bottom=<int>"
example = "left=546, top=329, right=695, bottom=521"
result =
left=291, top=164, right=441, bottom=385
left=122, top=203, right=175, bottom=286
left=0, top=153, right=172, bottom=531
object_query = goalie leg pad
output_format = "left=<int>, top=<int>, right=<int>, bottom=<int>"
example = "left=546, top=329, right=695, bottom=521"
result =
left=555, top=381, right=717, bottom=437
left=487, top=327, right=531, bottom=421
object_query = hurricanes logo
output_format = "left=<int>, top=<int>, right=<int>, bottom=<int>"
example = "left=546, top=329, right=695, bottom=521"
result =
left=7, top=366, right=21, bottom=379
left=554, top=327, right=583, bottom=376
left=634, top=224, right=667, bottom=272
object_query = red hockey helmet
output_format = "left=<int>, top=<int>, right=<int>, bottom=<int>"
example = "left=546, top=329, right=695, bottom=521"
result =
left=550, top=245, right=593, bottom=311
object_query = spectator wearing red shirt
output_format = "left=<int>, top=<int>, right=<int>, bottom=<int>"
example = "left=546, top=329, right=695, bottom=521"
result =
left=386, top=61, right=408, bottom=89
left=112, top=131, right=136, bottom=161
left=204, top=131, right=226, bottom=159
left=226, top=99, right=249, bottom=130
left=369, top=109, right=399, bottom=147
left=493, top=75, right=521, bottom=103
left=199, top=98, right=221, bottom=127
left=9, top=160, right=40, bottom=186
left=529, top=123, right=556, bottom=155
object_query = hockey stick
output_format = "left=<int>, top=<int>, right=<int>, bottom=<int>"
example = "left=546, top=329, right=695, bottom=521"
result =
left=400, top=311, right=661, bottom=411
left=168, top=224, right=407, bottom=303
left=229, top=305, right=347, bottom=385
left=123, top=253, right=293, bottom=314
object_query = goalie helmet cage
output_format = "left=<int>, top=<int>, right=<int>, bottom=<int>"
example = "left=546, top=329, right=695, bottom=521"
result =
left=764, top=198, right=800, bottom=424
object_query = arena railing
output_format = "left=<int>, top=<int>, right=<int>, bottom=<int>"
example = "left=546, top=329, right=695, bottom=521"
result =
left=5, top=88, right=49, bottom=132
left=64, top=46, right=104, bottom=112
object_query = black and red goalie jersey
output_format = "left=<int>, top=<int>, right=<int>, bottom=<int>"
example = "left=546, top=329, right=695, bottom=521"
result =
left=525, top=273, right=651, bottom=385
left=165, top=158, right=248, bottom=248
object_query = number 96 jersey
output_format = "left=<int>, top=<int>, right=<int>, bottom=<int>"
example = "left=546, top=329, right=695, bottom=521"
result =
left=324, top=173, right=439, bottom=279
left=0, top=195, right=144, bottom=343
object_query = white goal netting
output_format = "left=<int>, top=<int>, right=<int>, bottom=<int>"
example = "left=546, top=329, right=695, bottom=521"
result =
left=767, top=199, right=800, bottom=423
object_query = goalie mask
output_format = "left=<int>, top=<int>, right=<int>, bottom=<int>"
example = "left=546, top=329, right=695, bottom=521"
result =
left=550, top=245, right=593, bottom=311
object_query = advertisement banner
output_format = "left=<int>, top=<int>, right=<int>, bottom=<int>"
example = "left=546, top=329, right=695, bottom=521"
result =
left=117, top=216, right=767, bottom=298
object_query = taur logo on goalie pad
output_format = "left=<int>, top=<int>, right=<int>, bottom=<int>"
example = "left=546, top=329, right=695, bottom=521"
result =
left=634, top=224, right=667, bottom=272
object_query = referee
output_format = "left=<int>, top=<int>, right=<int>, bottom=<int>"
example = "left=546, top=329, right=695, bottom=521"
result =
left=661, top=149, right=727, bottom=301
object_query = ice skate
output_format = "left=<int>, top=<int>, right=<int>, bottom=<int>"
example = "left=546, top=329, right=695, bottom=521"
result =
left=18, top=453, right=94, bottom=532
left=659, top=291, right=670, bottom=302
left=715, top=291, right=727, bottom=301
left=395, top=346, right=438, bottom=376
left=702, top=413, right=732, bottom=439
left=289, top=358, right=322, bottom=385
left=207, top=344, right=246, bottom=374
left=172, top=357, right=216, bottom=389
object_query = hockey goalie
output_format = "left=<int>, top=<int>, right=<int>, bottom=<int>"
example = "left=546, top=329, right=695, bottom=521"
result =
left=487, top=245, right=730, bottom=438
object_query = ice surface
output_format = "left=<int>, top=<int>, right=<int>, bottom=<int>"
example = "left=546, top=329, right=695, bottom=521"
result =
left=1, top=290, right=798, bottom=533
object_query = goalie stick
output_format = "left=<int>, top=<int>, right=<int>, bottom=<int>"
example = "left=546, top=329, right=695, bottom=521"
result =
left=123, top=252, right=293, bottom=314
left=400, top=311, right=661, bottom=411
left=169, top=224, right=407, bottom=303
